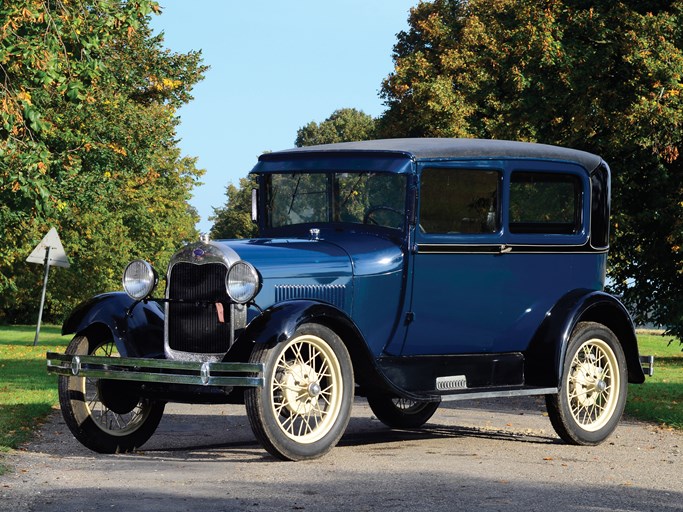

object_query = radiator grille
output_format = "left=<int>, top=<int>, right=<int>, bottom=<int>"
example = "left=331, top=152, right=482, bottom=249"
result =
left=167, top=262, right=232, bottom=354
left=275, top=284, right=346, bottom=309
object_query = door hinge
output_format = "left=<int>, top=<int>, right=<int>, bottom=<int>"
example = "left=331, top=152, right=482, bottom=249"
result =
left=405, top=312, right=415, bottom=324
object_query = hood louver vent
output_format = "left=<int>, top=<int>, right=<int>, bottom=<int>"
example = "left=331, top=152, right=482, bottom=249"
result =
left=275, top=284, right=346, bottom=309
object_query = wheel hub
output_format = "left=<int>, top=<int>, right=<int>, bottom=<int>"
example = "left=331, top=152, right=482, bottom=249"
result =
left=572, top=361, right=605, bottom=407
left=307, top=382, right=322, bottom=397
left=281, top=363, right=321, bottom=415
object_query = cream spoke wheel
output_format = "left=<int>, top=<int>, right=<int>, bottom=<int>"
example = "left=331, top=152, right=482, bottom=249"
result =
left=566, top=338, right=619, bottom=432
left=76, top=341, right=152, bottom=437
left=272, top=334, right=343, bottom=443
left=246, top=323, right=354, bottom=461
left=58, top=334, right=165, bottom=453
left=545, top=322, right=627, bottom=446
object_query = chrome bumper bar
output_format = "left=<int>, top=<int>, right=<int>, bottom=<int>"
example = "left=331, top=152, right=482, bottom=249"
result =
left=640, top=355, right=655, bottom=377
left=46, top=352, right=264, bottom=387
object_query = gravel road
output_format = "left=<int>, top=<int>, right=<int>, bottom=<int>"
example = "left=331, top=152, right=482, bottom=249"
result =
left=1, top=396, right=681, bottom=512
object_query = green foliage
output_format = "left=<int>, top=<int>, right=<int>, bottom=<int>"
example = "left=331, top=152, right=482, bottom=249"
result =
left=379, top=0, right=683, bottom=339
left=0, top=1, right=206, bottom=323
left=210, top=176, right=258, bottom=240
left=295, top=108, right=377, bottom=147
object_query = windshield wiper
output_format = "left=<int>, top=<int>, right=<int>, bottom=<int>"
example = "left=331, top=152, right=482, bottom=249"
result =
left=287, top=175, right=303, bottom=215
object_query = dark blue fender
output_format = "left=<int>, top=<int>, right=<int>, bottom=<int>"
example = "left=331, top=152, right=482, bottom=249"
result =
left=234, top=300, right=389, bottom=392
left=62, top=292, right=165, bottom=358
left=525, top=289, right=644, bottom=388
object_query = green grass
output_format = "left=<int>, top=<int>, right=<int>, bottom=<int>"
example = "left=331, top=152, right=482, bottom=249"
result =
left=625, top=333, right=683, bottom=430
left=0, top=325, right=68, bottom=474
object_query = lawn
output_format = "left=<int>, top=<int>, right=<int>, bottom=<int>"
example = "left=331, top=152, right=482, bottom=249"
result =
left=0, top=324, right=68, bottom=471
left=625, top=332, right=683, bottom=429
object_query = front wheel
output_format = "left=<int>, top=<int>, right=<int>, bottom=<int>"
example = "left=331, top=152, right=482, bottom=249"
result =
left=245, top=323, right=354, bottom=460
left=367, top=395, right=439, bottom=429
left=546, top=322, right=627, bottom=445
left=58, top=334, right=165, bottom=454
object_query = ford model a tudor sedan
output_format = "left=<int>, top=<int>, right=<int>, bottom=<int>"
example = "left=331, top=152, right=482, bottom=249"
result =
left=47, top=138, right=651, bottom=460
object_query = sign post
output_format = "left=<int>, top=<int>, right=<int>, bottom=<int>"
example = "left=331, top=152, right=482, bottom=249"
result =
left=26, top=228, right=70, bottom=346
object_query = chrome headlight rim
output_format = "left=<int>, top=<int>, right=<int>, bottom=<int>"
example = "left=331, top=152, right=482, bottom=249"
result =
left=225, top=260, right=260, bottom=304
left=122, top=259, right=158, bottom=300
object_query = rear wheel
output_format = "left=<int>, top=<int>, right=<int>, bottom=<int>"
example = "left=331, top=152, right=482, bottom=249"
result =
left=245, top=323, right=354, bottom=460
left=367, top=395, right=439, bottom=428
left=546, top=322, right=627, bottom=445
left=58, top=333, right=165, bottom=453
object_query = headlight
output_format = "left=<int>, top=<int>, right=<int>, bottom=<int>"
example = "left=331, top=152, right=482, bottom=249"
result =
left=122, top=260, right=157, bottom=300
left=225, top=261, right=260, bottom=303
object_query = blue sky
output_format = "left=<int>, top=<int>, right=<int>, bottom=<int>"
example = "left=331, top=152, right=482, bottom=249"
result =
left=150, top=1, right=419, bottom=233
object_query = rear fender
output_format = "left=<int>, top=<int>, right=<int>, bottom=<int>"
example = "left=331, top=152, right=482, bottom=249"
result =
left=525, top=289, right=644, bottom=387
left=62, top=292, right=164, bottom=358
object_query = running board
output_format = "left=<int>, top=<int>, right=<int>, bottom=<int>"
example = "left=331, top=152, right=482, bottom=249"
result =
left=437, top=387, right=558, bottom=402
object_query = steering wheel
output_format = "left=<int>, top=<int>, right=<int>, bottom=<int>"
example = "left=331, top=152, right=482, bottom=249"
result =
left=363, top=206, right=404, bottom=227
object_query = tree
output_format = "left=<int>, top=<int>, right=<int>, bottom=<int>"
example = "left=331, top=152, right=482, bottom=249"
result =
left=295, top=108, right=377, bottom=147
left=0, top=1, right=206, bottom=323
left=379, top=0, right=683, bottom=340
left=210, top=176, right=258, bottom=240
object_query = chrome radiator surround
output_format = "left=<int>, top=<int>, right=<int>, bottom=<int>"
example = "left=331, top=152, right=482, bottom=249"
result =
left=164, top=242, right=243, bottom=362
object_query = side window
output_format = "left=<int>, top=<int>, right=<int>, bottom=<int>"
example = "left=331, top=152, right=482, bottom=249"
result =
left=420, top=168, right=500, bottom=234
left=509, top=172, right=582, bottom=234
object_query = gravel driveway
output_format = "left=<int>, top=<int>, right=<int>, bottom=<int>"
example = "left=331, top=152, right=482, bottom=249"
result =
left=1, top=396, right=681, bottom=512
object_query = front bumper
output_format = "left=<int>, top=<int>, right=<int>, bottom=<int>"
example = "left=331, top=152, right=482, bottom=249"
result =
left=46, top=352, right=264, bottom=387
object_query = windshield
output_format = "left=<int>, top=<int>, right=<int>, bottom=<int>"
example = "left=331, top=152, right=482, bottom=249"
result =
left=265, top=172, right=407, bottom=230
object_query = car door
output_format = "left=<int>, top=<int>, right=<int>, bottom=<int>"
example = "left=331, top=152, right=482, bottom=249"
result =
left=400, top=160, right=594, bottom=356
left=400, top=163, right=505, bottom=355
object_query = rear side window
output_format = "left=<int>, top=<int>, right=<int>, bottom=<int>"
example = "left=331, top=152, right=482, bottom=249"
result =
left=420, top=168, right=500, bottom=234
left=509, top=172, right=582, bottom=234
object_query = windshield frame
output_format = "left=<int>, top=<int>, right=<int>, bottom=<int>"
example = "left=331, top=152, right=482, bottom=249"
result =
left=257, top=170, right=411, bottom=237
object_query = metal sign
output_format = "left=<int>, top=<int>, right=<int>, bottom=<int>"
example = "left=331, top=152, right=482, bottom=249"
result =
left=27, top=228, right=70, bottom=345
left=26, top=227, right=70, bottom=268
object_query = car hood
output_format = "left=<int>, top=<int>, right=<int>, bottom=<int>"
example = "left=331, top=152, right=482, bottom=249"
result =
left=220, top=233, right=404, bottom=279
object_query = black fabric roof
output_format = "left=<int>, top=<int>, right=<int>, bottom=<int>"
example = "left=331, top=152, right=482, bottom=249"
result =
left=261, top=138, right=603, bottom=171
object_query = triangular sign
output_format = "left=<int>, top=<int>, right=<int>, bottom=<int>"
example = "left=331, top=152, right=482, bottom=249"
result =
left=26, top=227, right=70, bottom=268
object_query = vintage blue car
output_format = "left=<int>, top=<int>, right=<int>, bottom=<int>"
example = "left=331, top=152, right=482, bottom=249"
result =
left=47, top=138, right=651, bottom=460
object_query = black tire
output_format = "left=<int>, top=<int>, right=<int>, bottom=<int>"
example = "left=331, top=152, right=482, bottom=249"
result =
left=58, top=334, right=165, bottom=454
left=245, top=323, right=354, bottom=461
left=367, top=395, right=439, bottom=429
left=545, top=322, right=627, bottom=445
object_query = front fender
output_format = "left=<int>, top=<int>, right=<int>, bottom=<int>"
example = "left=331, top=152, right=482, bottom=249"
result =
left=238, top=300, right=362, bottom=348
left=232, top=300, right=397, bottom=393
left=525, top=289, right=644, bottom=387
left=62, top=292, right=164, bottom=358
